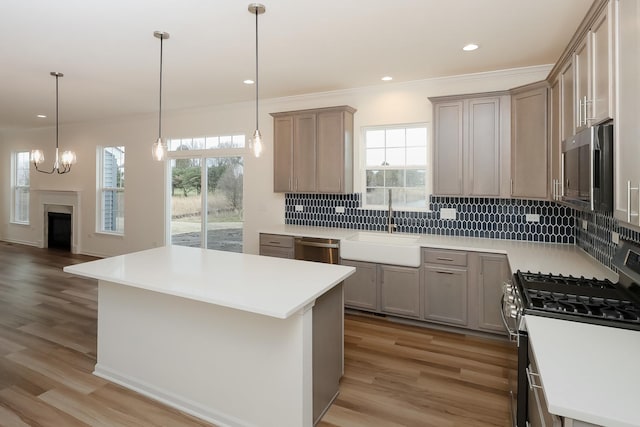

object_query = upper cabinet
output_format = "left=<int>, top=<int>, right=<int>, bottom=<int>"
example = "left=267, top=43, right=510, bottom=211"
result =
left=549, top=77, right=562, bottom=201
left=552, top=0, right=613, bottom=140
left=271, top=106, right=356, bottom=194
left=576, top=1, right=614, bottom=130
left=614, top=0, right=640, bottom=226
left=510, top=82, right=549, bottom=200
left=430, top=92, right=510, bottom=197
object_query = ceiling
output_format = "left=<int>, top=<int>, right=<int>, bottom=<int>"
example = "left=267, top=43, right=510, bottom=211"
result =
left=0, top=0, right=593, bottom=131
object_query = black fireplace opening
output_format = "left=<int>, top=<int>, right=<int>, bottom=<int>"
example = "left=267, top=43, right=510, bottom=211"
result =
left=48, top=212, right=71, bottom=251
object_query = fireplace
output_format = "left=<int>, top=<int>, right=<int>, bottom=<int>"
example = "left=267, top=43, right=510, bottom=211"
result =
left=34, top=190, right=80, bottom=253
left=48, top=212, right=71, bottom=250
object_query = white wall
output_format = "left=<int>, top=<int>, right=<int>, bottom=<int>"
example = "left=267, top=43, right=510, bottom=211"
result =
left=0, top=65, right=551, bottom=257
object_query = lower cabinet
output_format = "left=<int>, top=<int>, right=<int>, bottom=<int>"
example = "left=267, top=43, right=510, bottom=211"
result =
left=476, top=253, right=511, bottom=332
left=341, top=259, right=378, bottom=311
left=259, top=233, right=294, bottom=259
left=341, top=248, right=512, bottom=335
left=423, top=265, right=468, bottom=326
left=380, top=265, right=421, bottom=318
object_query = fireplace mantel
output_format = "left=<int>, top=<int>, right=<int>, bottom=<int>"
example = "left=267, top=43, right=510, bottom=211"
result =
left=33, top=190, right=81, bottom=253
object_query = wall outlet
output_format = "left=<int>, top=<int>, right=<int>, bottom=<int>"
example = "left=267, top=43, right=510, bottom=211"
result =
left=525, top=213, right=540, bottom=223
left=335, top=206, right=345, bottom=214
left=295, top=205, right=304, bottom=212
left=582, top=219, right=588, bottom=230
left=612, top=231, right=620, bottom=245
left=440, top=208, right=457, bottom=220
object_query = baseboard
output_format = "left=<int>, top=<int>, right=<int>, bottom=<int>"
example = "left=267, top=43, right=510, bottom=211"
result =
left=1, top=238, right=40, bottom=248
left=93, top=364, right=254, bottom=427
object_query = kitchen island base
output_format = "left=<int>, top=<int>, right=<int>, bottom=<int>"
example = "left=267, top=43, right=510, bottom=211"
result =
left=93, top=280, right=343, bottom=427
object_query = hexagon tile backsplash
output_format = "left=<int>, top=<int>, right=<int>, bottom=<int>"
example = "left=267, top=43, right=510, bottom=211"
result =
left=285, top=194, right=575, bottom=243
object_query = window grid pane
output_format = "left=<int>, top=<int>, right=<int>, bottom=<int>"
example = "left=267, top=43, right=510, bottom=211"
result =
left=100, top=146, right=125, bottom=233
left=363, top=124, right=428, bottom=208
left=13, top=152, right=30, bottom=223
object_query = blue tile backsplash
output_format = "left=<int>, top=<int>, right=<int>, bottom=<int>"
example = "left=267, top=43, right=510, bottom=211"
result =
left=285, top=194, right=575, bottom=243
left=284, top=193, right=640, bottom=273
left=574, top=209, right=640, bottom=270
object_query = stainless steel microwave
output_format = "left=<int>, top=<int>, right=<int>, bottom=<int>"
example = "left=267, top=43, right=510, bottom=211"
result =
left=562, top=120, right=613, bottom=212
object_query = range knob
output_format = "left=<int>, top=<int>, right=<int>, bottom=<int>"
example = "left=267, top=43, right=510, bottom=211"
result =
left=507, top=294, right=516, bottom=303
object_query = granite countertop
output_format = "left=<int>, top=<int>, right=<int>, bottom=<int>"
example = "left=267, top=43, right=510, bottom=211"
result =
left=526, top=316, right=640, bottom=427
left=64, top=245, right=355, bottom=319
left=260, top=225, right=617, bottom=281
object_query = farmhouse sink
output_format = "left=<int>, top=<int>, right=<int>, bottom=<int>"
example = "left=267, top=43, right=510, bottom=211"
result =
left=340, top=232, right=421, bottom=267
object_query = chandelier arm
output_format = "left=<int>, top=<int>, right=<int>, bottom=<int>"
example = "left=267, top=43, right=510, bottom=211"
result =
left=34, top=162, right=55, bottom=174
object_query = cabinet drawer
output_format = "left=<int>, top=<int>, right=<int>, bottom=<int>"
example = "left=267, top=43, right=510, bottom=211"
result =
left=423, top=249, right=467, bottom=266
left=259, top=233, right=294, bottom=248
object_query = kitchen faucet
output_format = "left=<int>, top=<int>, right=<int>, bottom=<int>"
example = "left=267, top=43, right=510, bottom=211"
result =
left=387, top=188, right=396, bottom=233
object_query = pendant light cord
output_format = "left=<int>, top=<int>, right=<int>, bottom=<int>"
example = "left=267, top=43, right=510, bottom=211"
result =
left=55, top=74, right=59, bottom=150
left=159, top=35, right=164, bottom=139
left=255, top=8, right=259, bottom=131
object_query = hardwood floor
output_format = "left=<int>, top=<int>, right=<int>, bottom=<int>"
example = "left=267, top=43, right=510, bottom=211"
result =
left=0, top=242, right=516, bottom=426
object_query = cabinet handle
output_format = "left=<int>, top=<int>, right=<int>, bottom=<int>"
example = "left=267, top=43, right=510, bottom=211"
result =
left=510, top=179, right=513, bottom=196
left=627, top=181, right=640, bottom=222
left=435, top=270, right=454, bottom=275
left=436, top=257, right=454, bottom=262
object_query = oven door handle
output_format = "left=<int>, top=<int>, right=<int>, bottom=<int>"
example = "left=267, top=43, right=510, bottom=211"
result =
left=500, top=293, right=519, bottom=343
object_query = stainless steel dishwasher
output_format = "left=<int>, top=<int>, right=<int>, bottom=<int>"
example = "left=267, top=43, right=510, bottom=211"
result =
left=294, top=237, right=340, bottom=264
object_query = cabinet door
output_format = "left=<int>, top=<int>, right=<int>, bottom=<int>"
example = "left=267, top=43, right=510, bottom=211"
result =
left=316, top=110, right=346, bottom=193
left=560, top=60, right=575, bottom=142
left=423, top=265, right=468, bottom=326
left=549, top=78, right=562, bottom=201
left=574, top=36, right=589, bottom=132
left=380, top=265, right=420, bottom=318
left=293, top=113, right=317, bottom=192
left=511, top=85, right=548, bottom=199
left=615, top=0, right=640, bottom=226
left=273, top=116, right=293, bottom=192
left=590, top=3, right=612, bottom=123
left=468, top=97, right=500, bottom=196
left=477, top=254, right=510, bottom=333
left=341, top=260, right=378, bottom=311
left=433, top=101, right=463, bottom=195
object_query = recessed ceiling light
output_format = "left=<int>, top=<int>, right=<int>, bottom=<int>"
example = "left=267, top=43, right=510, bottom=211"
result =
left=36, top=114, right=46, bottom=118
left=243, top=79, right=255, bottom=85
left=381, top=76, right=393, bottom=81
left=463, top=43, right=479, bottom=51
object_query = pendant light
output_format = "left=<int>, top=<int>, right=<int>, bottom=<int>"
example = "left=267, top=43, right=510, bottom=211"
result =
left=31, top=72, right=76, bottom=174
left=248, top=3, right=265, bottom=158
left=152, top=31, right=170, bottom=161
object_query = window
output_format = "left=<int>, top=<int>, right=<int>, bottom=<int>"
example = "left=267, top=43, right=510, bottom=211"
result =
left=363, top=124, right=429, bottom=209
left=98, top=146, right=125, bottom=234
left=12, top=151, right=30, bottom=224
left=167, top=135, right=245, bottom=252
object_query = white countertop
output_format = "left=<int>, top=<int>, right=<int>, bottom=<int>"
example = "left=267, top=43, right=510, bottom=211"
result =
left=63, top=245, right=355, bottom=319
left=525, top=316, right=640, bottom=427
left=260, top=225, right=617, bottom=281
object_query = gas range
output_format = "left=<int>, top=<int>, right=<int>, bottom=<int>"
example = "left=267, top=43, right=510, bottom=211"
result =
left=514, top=270, right=640, bottom=330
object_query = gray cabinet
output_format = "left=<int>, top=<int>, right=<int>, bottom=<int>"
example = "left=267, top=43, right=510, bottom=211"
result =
left=423, top=266, right=468, bottom=326
left=271, top=105, right=356, bottom=194
left=259, top=233, right=294, bottom=259
left=341, top=259, right=378, bottom=311
left=431, top=93, right=508, bottom=197
left=476, top=253, right=510, bottom=333
left=614, top=0, right=640, bottom=227
left=549, top=77, right=562, bottom=201
left=560, top=60, right=575, bottom=142
left=380, top=265, right=421, bottom=318
left=422, top=248, right=468, bottom=326
left=510, top=82, right=549, bottom=199
left=528, top=343, right=562, bottom=427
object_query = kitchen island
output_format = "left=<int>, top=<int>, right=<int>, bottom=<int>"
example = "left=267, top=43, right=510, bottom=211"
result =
left=63, top=245, right=355, bottom=427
